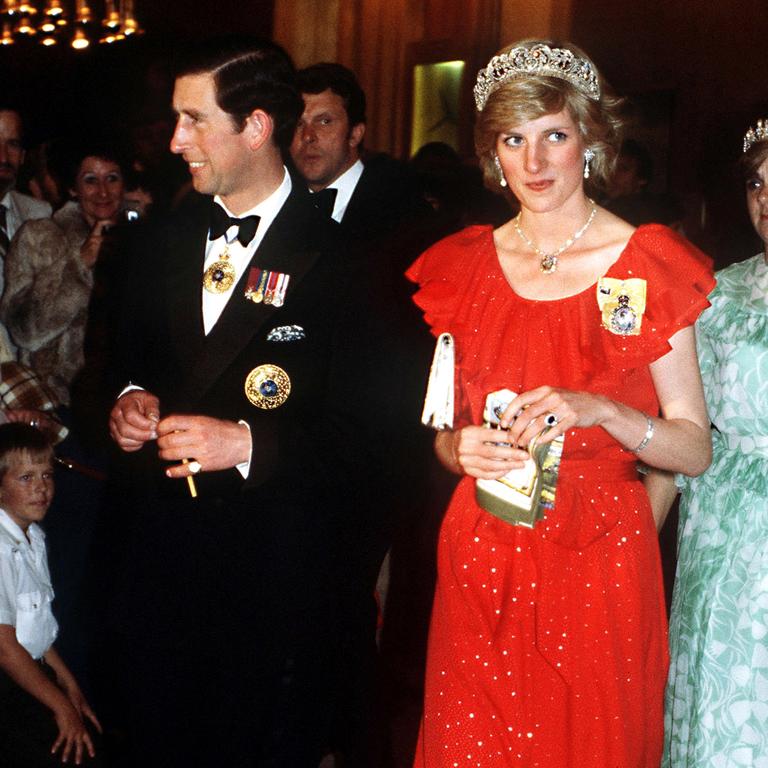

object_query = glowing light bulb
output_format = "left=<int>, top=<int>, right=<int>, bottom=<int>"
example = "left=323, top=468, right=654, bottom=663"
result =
left=71, top=25, right=89, bottom=48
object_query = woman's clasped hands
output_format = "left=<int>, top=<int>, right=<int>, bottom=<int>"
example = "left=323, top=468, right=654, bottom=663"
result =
left=445, top=385, right=613, bottom=480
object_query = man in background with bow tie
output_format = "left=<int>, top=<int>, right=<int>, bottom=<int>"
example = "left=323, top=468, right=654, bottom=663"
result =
left=105, top=36, right=400, bottom=768
left=290, top=63, right=434, bottom=267
left=289, top=64, right=366, bottom=225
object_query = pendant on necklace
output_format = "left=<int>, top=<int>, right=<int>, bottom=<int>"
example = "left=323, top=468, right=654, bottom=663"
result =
left=540, top=254, right=558, bottom=274
left=514, top=199, right=598, bottom=277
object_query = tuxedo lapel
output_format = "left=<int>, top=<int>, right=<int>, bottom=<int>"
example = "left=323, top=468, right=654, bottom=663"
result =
left=338, top=165, right=391, bottom=242
left=176, top=190, right=324, bottom=407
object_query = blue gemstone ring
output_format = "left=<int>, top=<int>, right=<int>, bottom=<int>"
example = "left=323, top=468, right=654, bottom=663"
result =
left=544, top=413, right=559, bottom=427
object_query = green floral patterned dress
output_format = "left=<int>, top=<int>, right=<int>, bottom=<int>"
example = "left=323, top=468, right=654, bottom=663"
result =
left=664, top=253, right=768, bottom=767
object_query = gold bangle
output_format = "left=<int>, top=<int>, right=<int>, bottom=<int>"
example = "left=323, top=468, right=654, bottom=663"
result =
left=632, top=415, right=654, bottom=453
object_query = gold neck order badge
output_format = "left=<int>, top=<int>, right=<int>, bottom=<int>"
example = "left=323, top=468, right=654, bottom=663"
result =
left=203, top=245, right=237, bottom=294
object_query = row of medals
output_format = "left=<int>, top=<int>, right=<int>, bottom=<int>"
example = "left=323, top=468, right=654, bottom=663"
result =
left=203, top=247, right=289, bottom=307
left=202, top=245, right=292, bottom=408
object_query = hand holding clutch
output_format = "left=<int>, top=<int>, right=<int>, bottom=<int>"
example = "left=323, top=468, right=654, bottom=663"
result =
left=476, top=389, right=564, bottom=528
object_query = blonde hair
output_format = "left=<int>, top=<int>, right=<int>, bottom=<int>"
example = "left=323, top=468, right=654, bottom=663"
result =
left=0, top=424, right=53, bottom=483
left=474, top=39, right=625, bottom=192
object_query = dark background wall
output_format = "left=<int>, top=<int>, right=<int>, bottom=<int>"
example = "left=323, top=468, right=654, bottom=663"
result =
left=3, top=0, right=768, bottom=263
left=568, top=0, right=768, bottom=265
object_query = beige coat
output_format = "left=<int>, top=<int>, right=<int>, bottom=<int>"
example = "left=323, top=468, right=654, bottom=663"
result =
left=0, top=202, right=93, bottom=405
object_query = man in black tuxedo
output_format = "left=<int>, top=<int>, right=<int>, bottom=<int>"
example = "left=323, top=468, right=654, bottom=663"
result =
left=290, top=63, right=435, bottom=270
left=107, top=37, right=398, bottom=768
left=291, top=62, right=446, bottom=764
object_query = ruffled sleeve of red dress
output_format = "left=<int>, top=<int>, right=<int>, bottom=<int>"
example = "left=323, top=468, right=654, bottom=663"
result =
left=406, top=226, right=493, bottom=427
left=582, top=224, right=715, bottom=373
left=406, top=225, right=492, bottom=340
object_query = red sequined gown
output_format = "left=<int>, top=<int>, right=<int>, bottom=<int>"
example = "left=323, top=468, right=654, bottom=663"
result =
left=406, top=224, right=713, bottom=768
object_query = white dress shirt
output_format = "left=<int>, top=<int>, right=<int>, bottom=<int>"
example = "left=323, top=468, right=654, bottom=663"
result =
left=0, top=509, right=58, bottom=660
left=315, top=159, right=363, bottom=223
left=0, top=189, right=52, bottom=243
left=1, top=190, right=25, bottom=243
left=202, top=169, right=292, bottom=334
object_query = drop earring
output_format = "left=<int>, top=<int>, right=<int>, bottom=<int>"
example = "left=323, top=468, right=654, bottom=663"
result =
left=583, top=148, right=595, bottom=179
left=494, top=155, right=507, bottom=188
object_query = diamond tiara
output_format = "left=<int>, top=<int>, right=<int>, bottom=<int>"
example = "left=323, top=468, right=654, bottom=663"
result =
left=474, top=43, right=601, bottom=112
left=743, top=119, right=768, bottom=153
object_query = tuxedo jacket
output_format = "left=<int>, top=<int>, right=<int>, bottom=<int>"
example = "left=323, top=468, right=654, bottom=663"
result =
left=103, top=183, right=430, bottom=767
left=338, top=154, right=434, bottom=264
left=109, top=187, right=402, bottom=652
left=333, top=155, right=442, bottom=501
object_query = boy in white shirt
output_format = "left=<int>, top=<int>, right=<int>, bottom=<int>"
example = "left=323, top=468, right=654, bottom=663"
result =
left=0, top=423, right=101, bottom=765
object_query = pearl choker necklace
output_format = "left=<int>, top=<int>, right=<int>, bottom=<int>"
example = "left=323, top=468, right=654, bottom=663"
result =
left=513, top=200, right=598, bottom=274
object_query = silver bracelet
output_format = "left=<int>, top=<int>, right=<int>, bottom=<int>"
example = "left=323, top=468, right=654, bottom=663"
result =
left=632, top=415, right=654, bottom=453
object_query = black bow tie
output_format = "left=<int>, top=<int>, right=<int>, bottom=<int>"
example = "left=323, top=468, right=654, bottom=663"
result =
left=209, top=204, right=260, bottom=246
left=312, top=187, right=337, bottom=218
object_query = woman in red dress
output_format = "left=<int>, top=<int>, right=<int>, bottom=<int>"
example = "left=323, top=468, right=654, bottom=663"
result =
left=408, top=40, right=714, bottom=767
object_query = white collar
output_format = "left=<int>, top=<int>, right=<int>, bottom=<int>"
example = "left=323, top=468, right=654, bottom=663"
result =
left=212, top=167, right=292, bottom=241
left=0, top=508, right=43, bottom=548
left=315, top=159, right=364, bottom=222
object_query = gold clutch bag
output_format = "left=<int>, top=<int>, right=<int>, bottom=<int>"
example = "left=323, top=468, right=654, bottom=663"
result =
left=475, top=389, right=564, bottom=528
